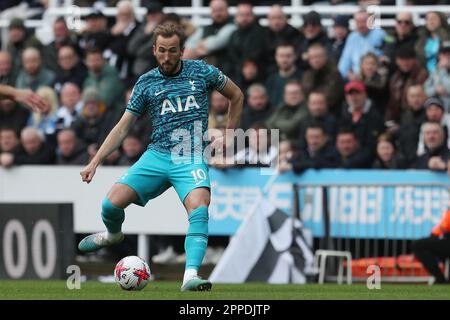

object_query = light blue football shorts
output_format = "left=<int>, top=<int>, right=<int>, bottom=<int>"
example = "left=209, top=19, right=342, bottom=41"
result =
left=115, top=149, right=210, bottom=206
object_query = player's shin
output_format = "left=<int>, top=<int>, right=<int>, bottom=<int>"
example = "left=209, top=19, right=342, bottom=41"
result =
left=184, top=206, right=209, bottom=281
left=101, top=197, right=125, bottom=241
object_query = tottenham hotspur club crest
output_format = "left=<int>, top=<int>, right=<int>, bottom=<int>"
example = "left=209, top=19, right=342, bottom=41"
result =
left=189, top=80, right=196, bottom=91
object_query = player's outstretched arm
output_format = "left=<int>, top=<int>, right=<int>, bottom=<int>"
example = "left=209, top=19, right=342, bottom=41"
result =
left=80, top=111, right=137, bottom=183
left=0, top=85, right=48, bottom=112
left=219, top=78, right=244, bottom=130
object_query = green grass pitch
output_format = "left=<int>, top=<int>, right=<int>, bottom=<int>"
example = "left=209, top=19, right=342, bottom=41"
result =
left=0, top=281, right=449, bottom=300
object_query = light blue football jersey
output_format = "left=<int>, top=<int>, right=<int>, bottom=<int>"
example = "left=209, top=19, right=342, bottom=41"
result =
left=126, top=59, right=227, bottom=156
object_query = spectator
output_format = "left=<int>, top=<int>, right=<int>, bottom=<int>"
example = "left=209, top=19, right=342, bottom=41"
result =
left=263, top=5, right=300, bottom=73
left=6, top=18, right=42, bottom=71
left=71, top=87, right=117, bottom=159
left=55, top=82, right=83, bottom=129
left=237, top=59, right=263, bottom=101
left=289, top=122, right=336, bottom=173
left=240, top=84, right=273, bottom=131
left=127, top=1, right=165, bottom=80
left=42, top=17, right=79, bottom=73
left=415, top=11, right=450, bottom=73
left=208, top=90, right=229, bottom=130
left=265, top=80, right=308, bottom=140
left=372, top=133, right=407, bottom=169
left=118, top=133, right=144, bottom=166
left=56, top=128, right=89, bottom=165
left=382, top=12, right=418, bottom=68
left=52, top=44, right=88, bottom=94
left=83, top=47, right=125, bottom=114
left=338, top=10, right=386, bottom=80
left=417, top=97, right=450, bottom=156
left=359, top=52, right=389, bottom=113
left=1, top=127, right=55, bottom=166
left=226, top=2, right=266, bottom=81
left=330, top=15, right=350, bottom=64
left=277, top=139, right=296, bottom=172
left=412, top=121, right=450, bottom=171
left=78, top=8, right=112, bottom=52
left=184, top=0, right=236, bottom=74
left=424, top=40, right=450, bottom=111
left=27, top=86, right=59, bottom=146
left=340, top=80, right=385, bottom=156
left=0, top=127, right=20, bottom=154
left=298, top=91, right=338, bottom=148
left=385, top=47, right=428, bottom=124
left=396, top=84, right=428, bottom=164
left=331, top=127, right=373, bottom=169
left=301, top=43, right=345, bottom=114
left=265, top=43, right=302, bottom=108
left=0, top=51, right=18, bottom=86
left=0, top=98, right=30, bottom=133
left=297, top=10, right=331, bottom=71
left=16, top=47, right=55, bottom=91
left=106, top=0, right=140, bottom=81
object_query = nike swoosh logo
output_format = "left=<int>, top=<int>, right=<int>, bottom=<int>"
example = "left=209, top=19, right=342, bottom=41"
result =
left=155, top=90, right=166, bottom=96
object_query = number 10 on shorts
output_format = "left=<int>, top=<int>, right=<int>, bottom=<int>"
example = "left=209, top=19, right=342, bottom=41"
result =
left=191, top=169, right=207, bottom=185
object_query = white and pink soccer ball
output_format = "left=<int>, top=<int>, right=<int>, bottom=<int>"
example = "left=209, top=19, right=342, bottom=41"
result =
left=114, top=256, right=151, bottom=291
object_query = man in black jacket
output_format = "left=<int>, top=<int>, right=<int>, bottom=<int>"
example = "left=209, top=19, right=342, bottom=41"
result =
left=331, top=127, right=373, bottom=168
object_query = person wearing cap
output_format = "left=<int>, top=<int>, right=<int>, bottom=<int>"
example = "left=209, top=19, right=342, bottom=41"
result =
left=297, top=10, right=331, bottom=72
left=339, top=80, right=384, bottom=158
left=127, top=1, right=165, bottom=80
left=78, top=8, right=112, bottom=52
left=386, top=46, right=428, bottom=124
left=338, top=10, right=386, bottom=80
left=424, top=41, right=450, bottom=112
left=6, top=18, right=42, bottom=72
left=184, top=0, right=237, bottom=74
left=330, top=15, right=350, bottom=63
left=416, top=96, right=450, bottom=157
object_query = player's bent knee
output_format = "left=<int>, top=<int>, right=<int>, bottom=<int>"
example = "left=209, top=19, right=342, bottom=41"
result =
left=107, top=184, right=138, bottom=209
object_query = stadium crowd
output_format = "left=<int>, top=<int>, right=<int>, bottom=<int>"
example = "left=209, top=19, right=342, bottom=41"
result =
left=1, top=0, right=450, bottom=174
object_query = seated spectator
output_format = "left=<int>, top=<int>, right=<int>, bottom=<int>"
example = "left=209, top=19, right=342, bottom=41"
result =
left=415, top=11, right=450, bottom=73
left=263, top=5, right=300, bottom=73
left=209, top=90, right=229, bottom=130
left=0, top=127, right=20, bottom=154
left=296, top=11, right=330, bottom=72
left=372, top=133, right=407, bottom=169
left=127, top=1, right=165, bottom=80
left=298, top=91, right=338, bottom=148
left=78, top=8, right=112, bottom=52
left=266, top=80, right=308, bottom=140
left=385, top=46, right=428, bottom=124
left=338, top=9, right=386, bottom=80
left=417, top=97, right=450, bottom=156
left=412, top=121, right=450, bottom=171
left=301, top=43, right=344, bottom=115
left=288, top=122, right=336, bottom=173
left=83, top=47, right=125, bottom=114
left=330, top=15, right=350, bottom=64
left=424, top=41, right=450, bottom=111
left=396, top=84, right=428, bottom=164
left=0, top=51, right=18, bottom=86
left=359, top=52, right=389, bottom=113
left=226, top=2, right=266, bottom=81
left=15, top=47, right=55, bottom=92
left=1, top=127, right=55, bottom=167
left=56, top=128, right=89, bottom=165
left=71, top=87, right=117, bottom=160
left=340, top=80, right=385, bottom=156
left=240, top=84, right=273, bottom=131
left=52, top=44, right=88, bottom=94
left=237, top=60, right=263, bottom=101
left=118, top=133, right=144, bottom=166
left=183, top=0, right=236, bottom=74
left=265, top=43, right=302, bottom=108
left=331, top=127, right=373, bottom=169
left=0, top=98, right=30, bottom=133
left=277, top=139, right=296, bottom=172
left=55, top=82, right=84, bottom=129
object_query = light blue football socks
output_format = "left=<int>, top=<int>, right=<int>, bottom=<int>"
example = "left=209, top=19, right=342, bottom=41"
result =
left=101, top=197, right=125, bottom=234
left=184, top=206, right=209, bottom=271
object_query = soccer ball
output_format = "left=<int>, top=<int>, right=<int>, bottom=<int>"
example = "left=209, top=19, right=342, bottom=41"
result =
left=114, top=256, right=151, bottom=291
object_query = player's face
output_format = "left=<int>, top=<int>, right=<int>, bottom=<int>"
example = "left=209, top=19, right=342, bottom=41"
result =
left=154, top=35, right=184, bottom=75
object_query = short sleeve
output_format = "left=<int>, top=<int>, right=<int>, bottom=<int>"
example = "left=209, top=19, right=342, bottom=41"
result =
left=202, top=62, right=227, bottom=92
left=126, top=77, right=149, bottom=116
